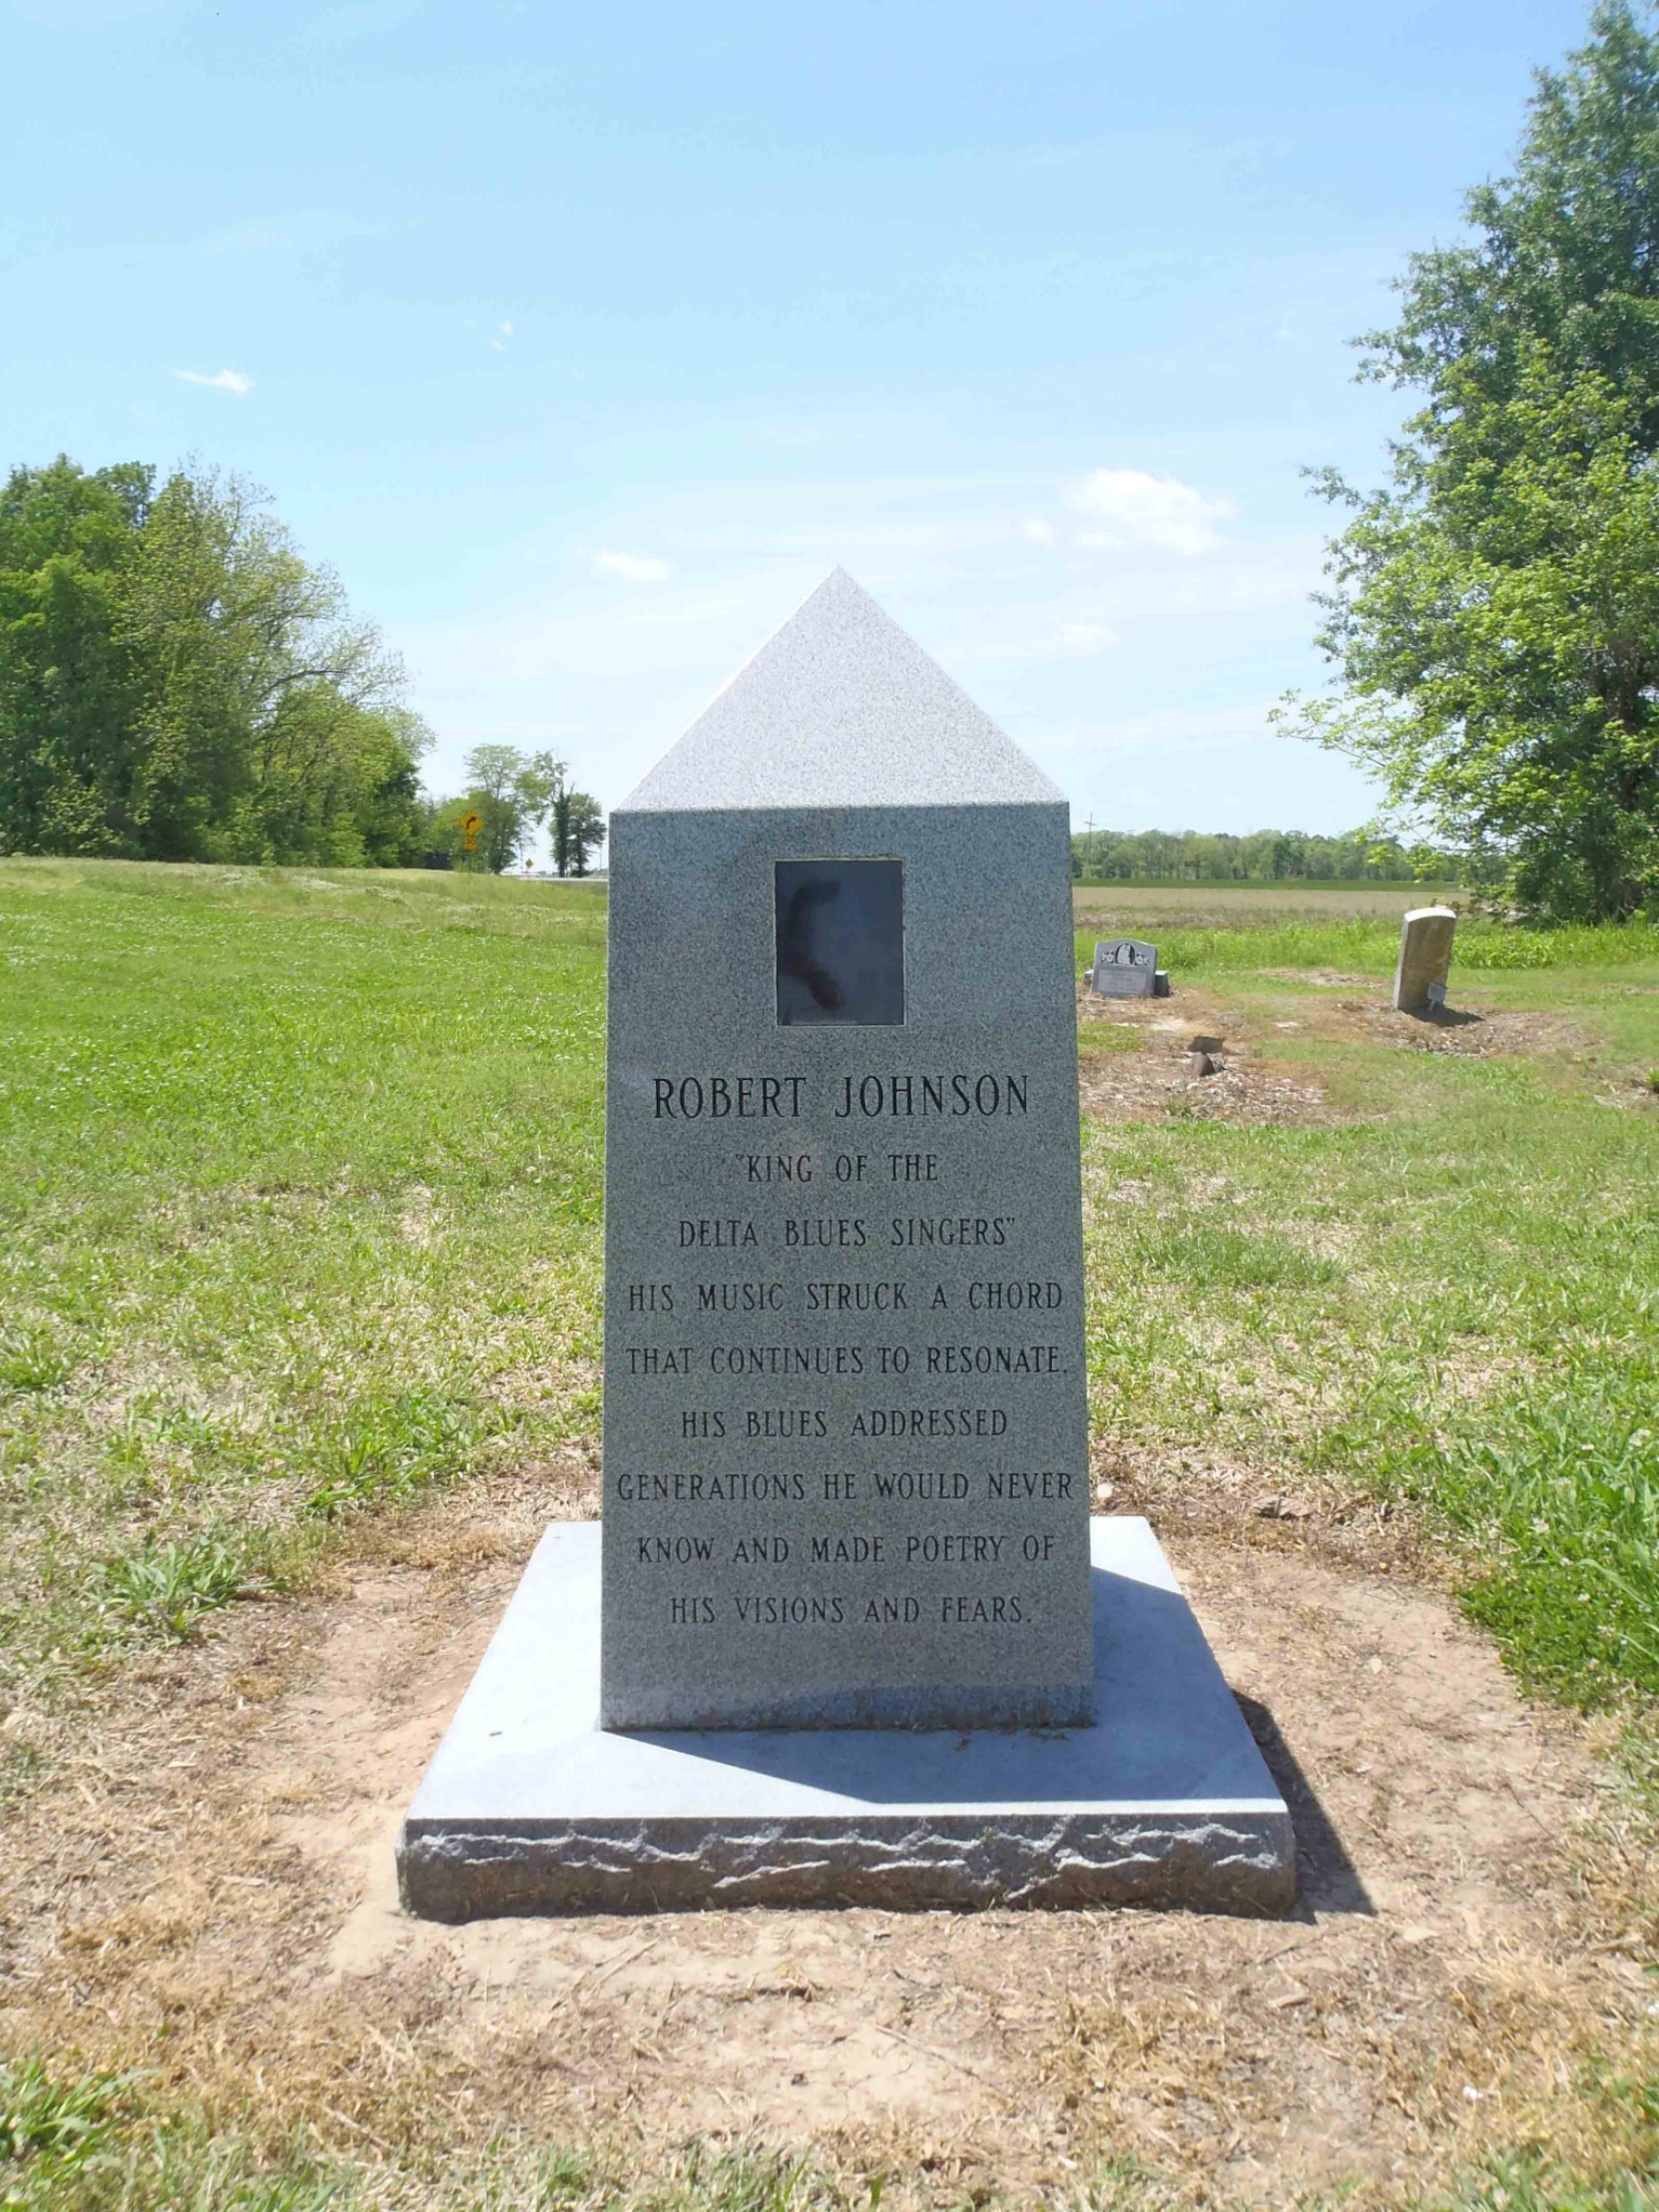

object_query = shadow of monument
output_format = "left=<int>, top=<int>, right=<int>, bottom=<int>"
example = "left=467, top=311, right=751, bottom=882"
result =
left=1405, top=1004, right=1481, bottom=1028
left=1234, top=1694, right=1373, bottom=1917
left=627, top=1565, right=1289, bottom=1816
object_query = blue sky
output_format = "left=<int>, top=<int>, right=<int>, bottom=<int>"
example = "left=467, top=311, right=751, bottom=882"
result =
left=1, top=0, right=1595, bottom=846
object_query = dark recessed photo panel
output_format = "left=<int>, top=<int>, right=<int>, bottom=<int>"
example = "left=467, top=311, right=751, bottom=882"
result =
left=775, top=858, right=904, bottom=1026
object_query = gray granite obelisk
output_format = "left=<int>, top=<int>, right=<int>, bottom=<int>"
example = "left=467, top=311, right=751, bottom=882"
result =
left=395, top=572, right=1297, bottom=1921
left=601, top=568, right=1092, bottom=1731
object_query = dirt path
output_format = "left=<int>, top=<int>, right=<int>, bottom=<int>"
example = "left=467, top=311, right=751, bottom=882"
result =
left=3, top=1465, right=1651, bottom=2205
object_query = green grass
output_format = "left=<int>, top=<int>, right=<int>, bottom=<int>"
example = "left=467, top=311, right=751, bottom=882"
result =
left=0, top=2045, right=859, bottom=2211
left=1072, top=875, right=1470, bottom=908
left=4, top=857, right=1656, bottom=1757
left=4, top=863, right=1654, bottom=2212
left=0, top=860, right=606, bottom=1762
left=96, top=1531, right=263, bottom=1641
left=1072, top=897, right=1658, bottom=1715
left=1082, top=1031, right=1659, bottom=1705
left=3, top=2049, right=1652, bottom=2211
left=1073, top=912, right=1659, bottom=978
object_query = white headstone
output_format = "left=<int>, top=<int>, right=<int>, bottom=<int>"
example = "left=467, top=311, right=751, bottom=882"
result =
left=1392, top=905, right=1456, bottom=1013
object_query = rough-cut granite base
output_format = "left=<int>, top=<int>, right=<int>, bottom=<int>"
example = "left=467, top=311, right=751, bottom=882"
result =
left=397, top=1518, right=1295, bottom=1921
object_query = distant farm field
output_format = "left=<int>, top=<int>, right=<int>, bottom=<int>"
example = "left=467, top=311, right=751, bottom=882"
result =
left=1074, top=876, right=1468, bottom=920
left=1, top=856, right=1655, bottom=2211
left=1075, top=882, right=1659, bottom=983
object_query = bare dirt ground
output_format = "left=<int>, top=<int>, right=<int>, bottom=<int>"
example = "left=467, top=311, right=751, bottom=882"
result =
left=3, top=1458, right=1653, bottom=2208
left=1073, top=978, right=1609, bottom=1132
left=1270, top=977, right=1594, bottom=1063
left=1076, top=985, right=1343, bottom=1129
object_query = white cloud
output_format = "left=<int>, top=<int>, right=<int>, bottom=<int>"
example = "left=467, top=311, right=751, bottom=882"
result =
left=1044, top=703, right=1283, bottom=759
left=1021, top=516, right=1056, bottom=547
left=389, top=471, right=1339, bottom=828
left=592, top=550, right=673, bottom=584
left=489, top=318, right=514, bottom=352
left=303, top=0, right=425, bottom=47
left=1064, top=467, right=1236, bottom=556
left=1059, top=621, right=1120, bottom=655
left=174, top=367, right=254, bottom=396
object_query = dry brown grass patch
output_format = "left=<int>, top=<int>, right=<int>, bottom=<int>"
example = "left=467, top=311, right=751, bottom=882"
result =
left=3, top=1470, right=1653, bottom=2207
left=1076, top=987, right=1341, bottom=1128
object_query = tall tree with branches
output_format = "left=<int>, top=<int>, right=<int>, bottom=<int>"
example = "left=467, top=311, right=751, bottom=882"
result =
left=1280, top=4, right=1659, bottom=919
left=0, top=456, right=429, bottom=863
left=458, top=744, right=566, bottom=872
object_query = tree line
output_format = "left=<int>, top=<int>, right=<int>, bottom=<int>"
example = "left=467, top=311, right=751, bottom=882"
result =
left=0, top=457, right=604, bottom=874
left=1070, top=826, right=1452, bottom=883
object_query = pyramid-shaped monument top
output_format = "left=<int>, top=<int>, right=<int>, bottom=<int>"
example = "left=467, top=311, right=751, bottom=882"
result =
left=619, top=569, right=1063, bottom=813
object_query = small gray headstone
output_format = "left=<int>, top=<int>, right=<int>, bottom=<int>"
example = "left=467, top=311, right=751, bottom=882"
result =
left=1091, top=938, right=1159, bottom=998
left=1392, top=906, right=1456, bottom=1013
left=601, top=570, right=1093, bottom=1733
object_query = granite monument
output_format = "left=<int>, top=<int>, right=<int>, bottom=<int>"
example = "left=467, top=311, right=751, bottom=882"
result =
left=396, top=572, right=1296, bottom=1919
left=601, top=571, right=1092, bottom=1731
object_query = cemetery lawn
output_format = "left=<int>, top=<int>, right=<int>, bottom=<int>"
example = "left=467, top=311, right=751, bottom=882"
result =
left=1, top=857, right=608, bottom=1752
left=2, top=856, right=1656, bottom=2211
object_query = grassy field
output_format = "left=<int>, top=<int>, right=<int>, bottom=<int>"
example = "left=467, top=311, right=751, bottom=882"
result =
left=1, top=861, right=607, bottom=1764
left=2, top=856, right=1656, bottom=2210
left=1074, top=885, right=1659, bottom=985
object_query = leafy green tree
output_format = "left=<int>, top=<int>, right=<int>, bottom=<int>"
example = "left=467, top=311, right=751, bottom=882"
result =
left=421, top=794, right=477, bottom=867
left=552, top=781, right=606, bottom=875
left=0, top=459, right=149, bottom=852
left=0, top=455, right=428, bottom=865
left=456, top=744, right=566, bottom=872
left=225, top=692, right=433, bottom=865
left=1279, top=4, right=1659, bottom=919
left=445, top=750, right=606, bottom=876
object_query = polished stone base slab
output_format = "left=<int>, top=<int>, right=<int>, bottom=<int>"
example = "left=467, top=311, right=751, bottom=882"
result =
left=396, top=1518, right=1296, bottom=1920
